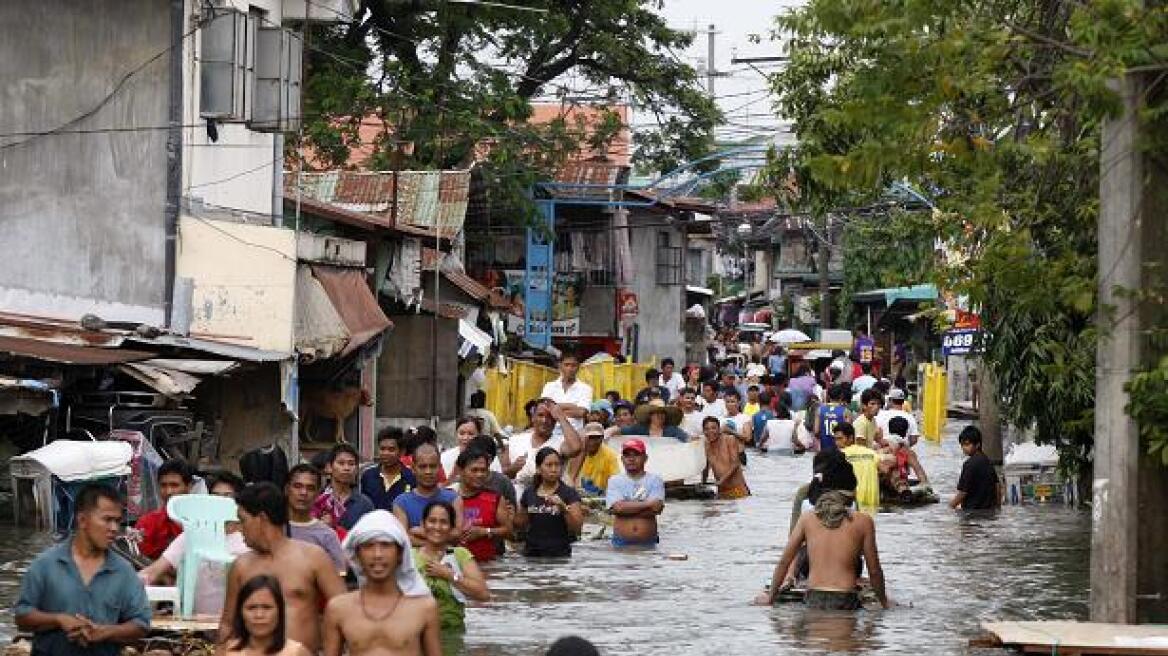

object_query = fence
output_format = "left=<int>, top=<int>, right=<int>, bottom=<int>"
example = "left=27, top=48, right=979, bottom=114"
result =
left=484, top=358, right=656, bottom=430
left=921, top=362, right=948, bottom=442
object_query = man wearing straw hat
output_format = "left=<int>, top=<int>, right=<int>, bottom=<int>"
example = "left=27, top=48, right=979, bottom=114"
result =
left=617, top=399, right=691, bottom=443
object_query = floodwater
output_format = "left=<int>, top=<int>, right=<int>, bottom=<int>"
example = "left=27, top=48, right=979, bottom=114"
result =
left=0, top=421, right=1090, bottom=655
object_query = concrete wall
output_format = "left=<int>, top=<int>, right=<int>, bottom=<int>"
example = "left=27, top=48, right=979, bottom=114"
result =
left=578, top=286, right=615, bottom=336
left=0, top=0, right=172, bottom=324
left=628, top=220, right=684, bottom=363
left=176, top=216, right=297, bottom=352
left=194, top=364, right=293, bottom=472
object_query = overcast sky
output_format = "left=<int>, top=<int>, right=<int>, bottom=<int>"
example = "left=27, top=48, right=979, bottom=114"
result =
left=650, top=0, right=806, bottom=144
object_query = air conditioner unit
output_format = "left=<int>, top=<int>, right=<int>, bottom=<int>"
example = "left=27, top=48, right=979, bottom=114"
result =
left=249, top=27, right=302, bottom=133
left=199, top=10, right=256, bottom=121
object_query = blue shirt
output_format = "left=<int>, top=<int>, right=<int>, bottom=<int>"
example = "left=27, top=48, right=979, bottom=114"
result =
left=752, top=407, right=776, bottom=446
left=359, top=465, right=417, bottom=512
left=338, top=493, right=376, bottom=530
left=768, top=354, right=787, bottom=376
left=15, top=540, right=151, bottom=656
left=605, top=472, right=666, bottom=509
left=819, top=404, right=847, bottom=450
left=393, top=488, right=459, bottom=527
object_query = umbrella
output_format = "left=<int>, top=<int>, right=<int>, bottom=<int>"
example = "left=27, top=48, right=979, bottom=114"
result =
left=768, top=329, right=812, bottom=344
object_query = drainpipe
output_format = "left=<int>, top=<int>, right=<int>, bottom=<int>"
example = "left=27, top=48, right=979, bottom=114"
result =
left=163, top=0, right=184, bottom=328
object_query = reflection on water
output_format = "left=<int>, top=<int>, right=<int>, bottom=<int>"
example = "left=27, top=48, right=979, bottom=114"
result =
left=0, top=423, right=1089, bottom=655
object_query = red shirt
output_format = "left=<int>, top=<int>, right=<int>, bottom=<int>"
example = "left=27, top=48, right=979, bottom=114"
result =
left=460, top=490, right=500, bottom=562
left=135, top=508, right=183, bottom=560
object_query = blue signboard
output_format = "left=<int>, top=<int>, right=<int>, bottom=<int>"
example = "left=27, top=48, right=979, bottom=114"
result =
left=943, top=328, right=981, bottom=357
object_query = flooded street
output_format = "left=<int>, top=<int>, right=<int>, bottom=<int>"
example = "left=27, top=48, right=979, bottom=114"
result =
left=0, top=422, right=1089, bottom=655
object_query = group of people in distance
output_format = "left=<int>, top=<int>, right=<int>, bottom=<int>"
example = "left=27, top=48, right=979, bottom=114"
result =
left=14, top=341, right=1004, bottom=656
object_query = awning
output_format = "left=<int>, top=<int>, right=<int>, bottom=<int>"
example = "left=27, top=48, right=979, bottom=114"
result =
left=853, top=284, right=939, bottom=306
left=457, top=319, right=493, bottom=358
left=310, top=265, right=392, bottom=357
left=686, top=285, right=714, bottom=296
left=125, top=334, right=291, bottom=362
left=295, top=266, right=351, bottom=360
left=0, top=335, right=155, bottom=365
left=118, top=358, right=241, bottom=397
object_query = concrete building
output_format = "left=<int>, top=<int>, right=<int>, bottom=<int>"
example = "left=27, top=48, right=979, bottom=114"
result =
left=0, top=1, right=357, bottom=480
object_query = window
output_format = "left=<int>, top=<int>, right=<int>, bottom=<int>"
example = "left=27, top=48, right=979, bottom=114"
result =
left=250, top=27, right=303, bottom=133
left=199, top=8, right=303, bottom=133
left=656, top=230, right=682, bottom=285
left=199, top=11, right=254, bottom=121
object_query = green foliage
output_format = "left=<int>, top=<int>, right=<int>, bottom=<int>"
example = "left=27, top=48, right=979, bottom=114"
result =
left=1127, top=357, right=1168, bottom=466
left=763, top=0, right=1168, bottom=471
left=838, top=210, right=937, bottom=325
left=298, top=0, right=722, bottom=207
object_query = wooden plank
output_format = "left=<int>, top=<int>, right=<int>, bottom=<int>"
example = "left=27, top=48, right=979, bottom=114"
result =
left=982, top=621, right=1168, bottom=655
left=150, top=616, right=220, bottom=632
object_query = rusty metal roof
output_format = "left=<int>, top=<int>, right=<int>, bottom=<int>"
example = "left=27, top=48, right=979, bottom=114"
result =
left=0, top=335, right=155, bottom=365
left=309, top=265, right=393, bottom=356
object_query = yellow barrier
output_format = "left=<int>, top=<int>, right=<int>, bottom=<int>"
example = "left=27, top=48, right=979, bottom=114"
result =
left=921, top=362, right=948, bottom=442
left=484, top=357, right=656, bottom=430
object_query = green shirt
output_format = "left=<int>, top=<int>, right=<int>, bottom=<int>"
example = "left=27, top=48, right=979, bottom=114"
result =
left=412, top=546, right=474, bottom=631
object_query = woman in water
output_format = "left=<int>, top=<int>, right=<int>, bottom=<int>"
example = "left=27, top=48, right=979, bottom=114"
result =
left=457, top=446, right=514, bottom=561
left=226, top=575, right=312, bottom=656
left=412, top=501, right=490, bottom=632
left=442, top=416, right=506, bottom=482
left=514, top=447, right=584, bottom=557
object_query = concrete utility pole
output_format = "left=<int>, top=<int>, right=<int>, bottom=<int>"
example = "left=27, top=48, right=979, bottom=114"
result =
left=817, top=213, right=831, bottom=329
left=706, top=24, right=718, bottom=97
left=1092, top=75, right=1142, bottom=624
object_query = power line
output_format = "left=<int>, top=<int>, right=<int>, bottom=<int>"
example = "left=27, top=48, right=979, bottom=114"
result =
left=0, top=20, right=204, bottom=151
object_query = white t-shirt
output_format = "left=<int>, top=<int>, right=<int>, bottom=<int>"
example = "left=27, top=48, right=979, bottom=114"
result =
left=681, top=411, right=706, bottom=438
left=723, top=412, right=751, bottom=438
left=876, top=409, right=920, bottom=438
left=659, top=372, right=686, bottom=400
left=539, top=378, right=593, bottom=431
left=161, top=531, right=250, bottom=616
left=697, top=397, right=727, bottom=419
left=507, top=430, right=565, bottom=490
left=441, top=447, right=503, bottom=477
left=852, top=375, right=877, bottom=395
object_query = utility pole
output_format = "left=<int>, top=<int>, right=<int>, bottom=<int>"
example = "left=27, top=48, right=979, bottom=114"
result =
left=1092, top=74, right=1142, bottom=624
left=817, top=213, right=831, bottom=330
left=706, top=24, right=718, bottom=97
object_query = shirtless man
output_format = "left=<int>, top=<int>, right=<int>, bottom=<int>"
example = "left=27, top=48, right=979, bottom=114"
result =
left=220, top=483, right=346, bottom=653
left=755, top=452, right=888, bottom=610
left=323, top=511, right=440, bottom=656
left=604, top=439, right=665, bottom=547
left=700, top=417, right=750, bottom=499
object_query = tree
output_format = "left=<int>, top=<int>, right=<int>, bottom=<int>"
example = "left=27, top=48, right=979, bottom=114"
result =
left=762, top=0, right=1168, bottom=473
left=297, top=0, right=722, bottom=201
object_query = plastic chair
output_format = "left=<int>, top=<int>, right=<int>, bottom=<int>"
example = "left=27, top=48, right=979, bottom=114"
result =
left=167, top=494, right=238, bottom=618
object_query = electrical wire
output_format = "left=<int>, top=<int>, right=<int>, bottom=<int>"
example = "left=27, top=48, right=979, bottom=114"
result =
left=0, top=20, right=204, bottom=151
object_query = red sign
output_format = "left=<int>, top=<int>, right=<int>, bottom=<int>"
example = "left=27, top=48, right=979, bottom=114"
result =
left=954, top=310, right=981, bottom=330
left=617, top=289, right=639, bottom=322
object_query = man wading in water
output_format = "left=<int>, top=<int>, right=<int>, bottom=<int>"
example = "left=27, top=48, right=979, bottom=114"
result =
left=220, top=483, right=346, bottom=653
left=323, top=511, right=440, bottom=656
left=755, top=452, right=889, bottom=610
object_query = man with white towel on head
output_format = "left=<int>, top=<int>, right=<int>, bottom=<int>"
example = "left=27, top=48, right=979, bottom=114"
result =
left=322, top=511, right=441, bottom=656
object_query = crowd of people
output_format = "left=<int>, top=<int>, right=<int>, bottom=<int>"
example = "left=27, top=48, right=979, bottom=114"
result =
left=13, top=339, right=1003, bottom=655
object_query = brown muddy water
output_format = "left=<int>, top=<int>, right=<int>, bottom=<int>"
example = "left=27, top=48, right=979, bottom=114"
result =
left=0, top=422, right=1088, bottom=655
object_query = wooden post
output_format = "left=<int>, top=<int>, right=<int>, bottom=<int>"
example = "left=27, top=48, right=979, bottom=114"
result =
left=1091, top=74, right=1143, bottom=624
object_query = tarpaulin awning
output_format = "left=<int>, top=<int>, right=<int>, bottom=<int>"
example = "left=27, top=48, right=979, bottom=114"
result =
left=295, top=266, right=352, bottom=360
left=853, top=284, right=939, bottom=306
left=0, top=335, right=155, bottom=365
left=310, top=265, right=392, bottom=357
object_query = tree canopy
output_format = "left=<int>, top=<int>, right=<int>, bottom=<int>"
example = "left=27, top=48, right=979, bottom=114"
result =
left=297, top=0, right=722, bottom=203
left=764, top=0, right=1168, bottom=471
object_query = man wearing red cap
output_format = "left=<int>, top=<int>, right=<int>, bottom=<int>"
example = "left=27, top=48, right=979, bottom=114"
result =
left=604, top=439, right=665, bottom=547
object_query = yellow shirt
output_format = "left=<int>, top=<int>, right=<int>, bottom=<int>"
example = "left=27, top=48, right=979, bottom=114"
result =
left=842, top=444, right=880, bottom=513
left=853, top=414, right=878, bottom=448
left=743, top=402, right=761, bottom=419
left=578, top=444, right=620, bottom=497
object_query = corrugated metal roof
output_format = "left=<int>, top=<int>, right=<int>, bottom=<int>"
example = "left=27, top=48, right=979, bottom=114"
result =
left=0, top=335, right=155, bottom=365
left=124, top=335, right=292, bottom=362
left=310, top=265, right=393, bottom=356
left=286, top=170, right=471, bottom=236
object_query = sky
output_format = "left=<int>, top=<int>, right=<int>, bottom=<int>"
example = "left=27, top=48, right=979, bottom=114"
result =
left=652, top=0, right=806, bottom=145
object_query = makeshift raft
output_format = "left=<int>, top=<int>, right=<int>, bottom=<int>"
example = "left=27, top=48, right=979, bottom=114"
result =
left=7, top=616, right=219, bottom=656
left=977, top=621, right=1168, bottom=655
